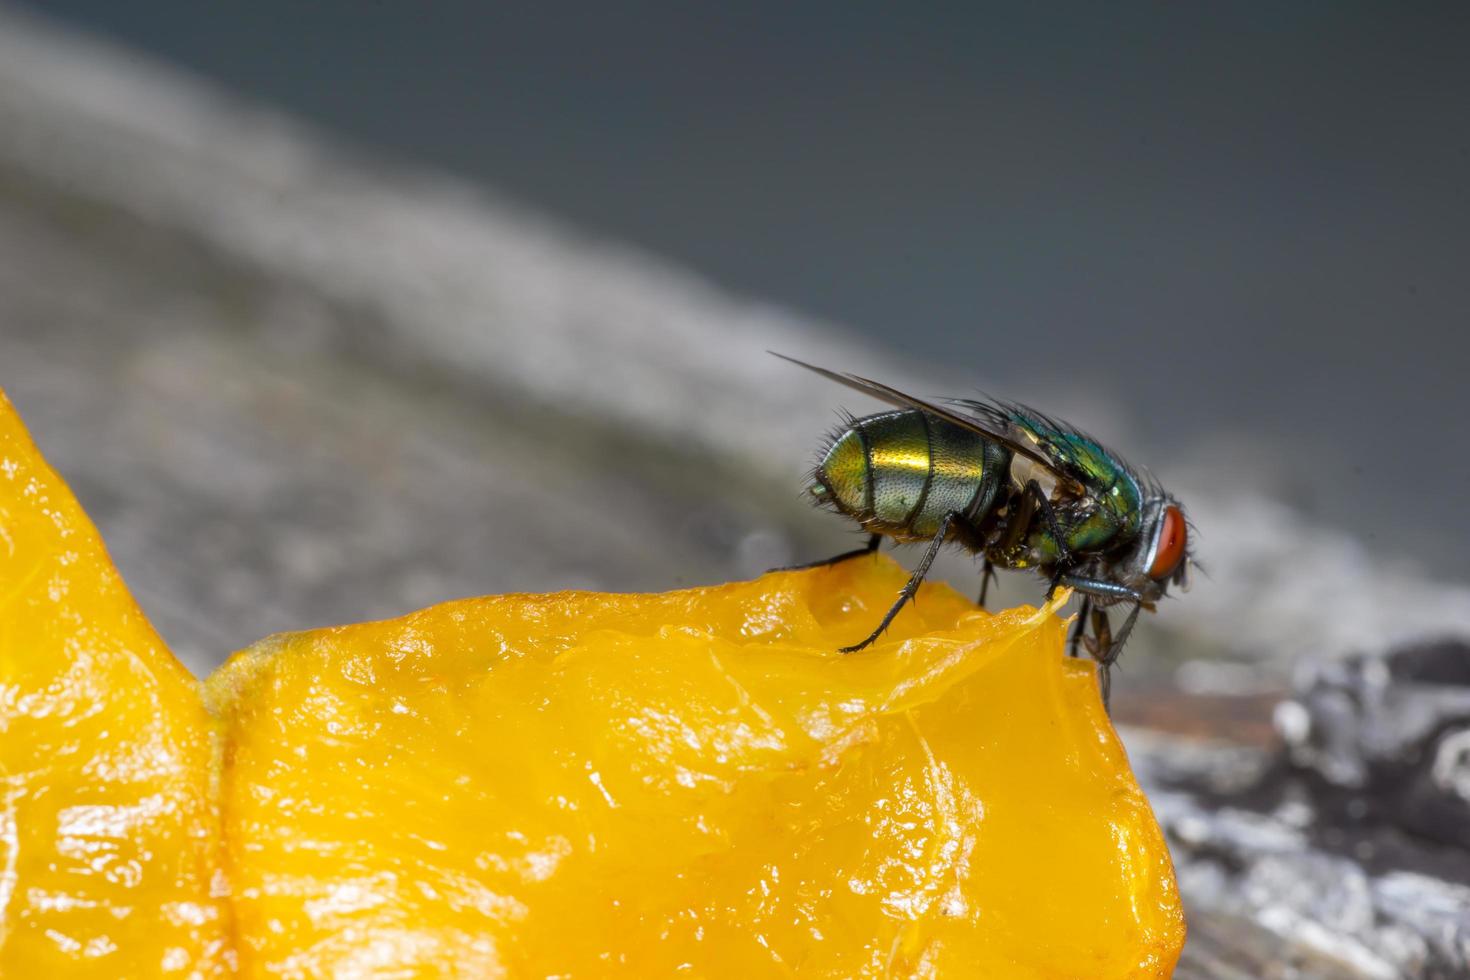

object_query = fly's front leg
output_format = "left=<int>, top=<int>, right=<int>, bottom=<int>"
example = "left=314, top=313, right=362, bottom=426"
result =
left=1084, top=607, right=1115, bottom=707
left=1058, top=574, right=1141, bottom=605
left=770, top=533, right=881, bottom=572
left=1078, top=603, right=1142, bottom=710
left=1057, top=573, right=1144, bottom=711
left=1097, top=603, right=1142, bottom=709
left=841, top=512, right=959, bottom=653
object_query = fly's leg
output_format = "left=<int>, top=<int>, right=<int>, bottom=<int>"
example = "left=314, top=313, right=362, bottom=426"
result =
left=995, top=480, right=1074, bottom=601
left=841, top=512, right=959, bottom=653
left=1057, top=574, right=1145, bottom=712
left=1025, top=480, right=1072, bottom=561
left=1057, top=574, right=1141, bottom=605
left=1078, top=603, right=1142, bottom=711
left=977, top=558, right=997, bottom=608
left=1067, top=595, right=1092, bottom=658
left=1085, top=607, right=1115, bottom=708
left=995, top=483, right=1036, bottom=556
left=1022, top=480, right=1076, bottom=601
left=1096, top=603, right=1142, bottom=711
left=770, top=533, right=881, bottom=572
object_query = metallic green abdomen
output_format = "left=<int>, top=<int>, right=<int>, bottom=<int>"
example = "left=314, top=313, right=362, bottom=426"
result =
left=811, top=409, right=1007, bottom=541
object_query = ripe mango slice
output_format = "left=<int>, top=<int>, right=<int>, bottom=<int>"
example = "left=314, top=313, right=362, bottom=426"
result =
left=1, top=388, right=1183, bottom=977
left=207, top=559, right=1184, bottom=978
left=0, top=392, right=229, bottom=976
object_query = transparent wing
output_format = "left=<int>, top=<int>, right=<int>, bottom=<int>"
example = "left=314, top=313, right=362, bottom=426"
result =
left=945, top=396, right=1144, bottom=501
left=770, top=353, right=1086, bottom=494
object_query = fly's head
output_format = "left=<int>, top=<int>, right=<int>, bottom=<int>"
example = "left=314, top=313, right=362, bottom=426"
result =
left=1120, top=494, right=1192, bottom=604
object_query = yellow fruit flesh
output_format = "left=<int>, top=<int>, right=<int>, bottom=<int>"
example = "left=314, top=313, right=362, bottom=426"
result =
left=1, top=388, right=1184, bottom=977
left=0, top=392, right=229, bottom=976
left=207, top=560, right=1184, bottom=978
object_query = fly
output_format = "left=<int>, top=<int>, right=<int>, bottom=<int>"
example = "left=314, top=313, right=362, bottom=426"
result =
left=775, top=353, right=1194, bottom=707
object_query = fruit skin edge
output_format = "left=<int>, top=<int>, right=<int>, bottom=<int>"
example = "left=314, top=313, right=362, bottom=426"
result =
left=203, top=557, right=1186, bottom=979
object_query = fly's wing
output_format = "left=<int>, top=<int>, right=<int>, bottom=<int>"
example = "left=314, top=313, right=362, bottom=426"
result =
left=770, top=353, right=1087, bottom=495
left=947, top=398, right=1138, bottom=495
left=946, top=397, right=1145, bottom=538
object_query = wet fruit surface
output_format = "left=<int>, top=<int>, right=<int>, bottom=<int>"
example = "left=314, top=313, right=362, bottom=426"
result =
left=2, top=389, right=1183, bottom=977
left=207, top=559, right=1184, bottom=978
left=0, top=392, right=229, bottom=976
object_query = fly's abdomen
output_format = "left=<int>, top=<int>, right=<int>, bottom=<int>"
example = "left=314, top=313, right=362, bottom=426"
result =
left=865, top=410, right=932, bottom=535
left=921, top=416, right=1009, bottom=538
left=810, top=409, right=1004, bottom=541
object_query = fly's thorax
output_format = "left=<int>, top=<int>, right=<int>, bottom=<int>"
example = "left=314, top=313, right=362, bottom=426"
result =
left=1062, top=502, right=1129, bottom=554
left=1010, top=499, right=1129, bottom=569
left=811, top=409, right=1003, bottom=541
left=1002, top=493, right=1190, bottom=605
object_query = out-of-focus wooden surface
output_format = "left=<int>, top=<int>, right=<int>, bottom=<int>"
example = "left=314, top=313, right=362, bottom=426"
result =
left=6, top=6, right=1470, bottom=678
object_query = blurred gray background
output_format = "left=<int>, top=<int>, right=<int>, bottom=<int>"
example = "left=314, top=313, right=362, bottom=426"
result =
left=4, top=4, right=1470, bottom=975
left=4, top=0, right=1469, bottom=701
left=2, top=1, right=1470, bottom=690
left=16, top=0, right=1470, bottom=568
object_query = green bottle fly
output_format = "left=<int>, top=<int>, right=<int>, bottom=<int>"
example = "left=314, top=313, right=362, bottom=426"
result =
left=778, top=354, right=1194, bottom=709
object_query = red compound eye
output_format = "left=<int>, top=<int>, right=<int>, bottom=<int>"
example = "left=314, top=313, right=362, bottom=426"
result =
left=1148, top=505, right=1187, bottom=580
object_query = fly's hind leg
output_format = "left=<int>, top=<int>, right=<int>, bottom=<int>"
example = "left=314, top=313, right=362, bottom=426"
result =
left=976, top=558, right=997, bottom=608
left=1067, top=595, right=1092, bottom=658
left=770, top=533, right=881, bottom=572
left=841, top=512, right=959, bottom=653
